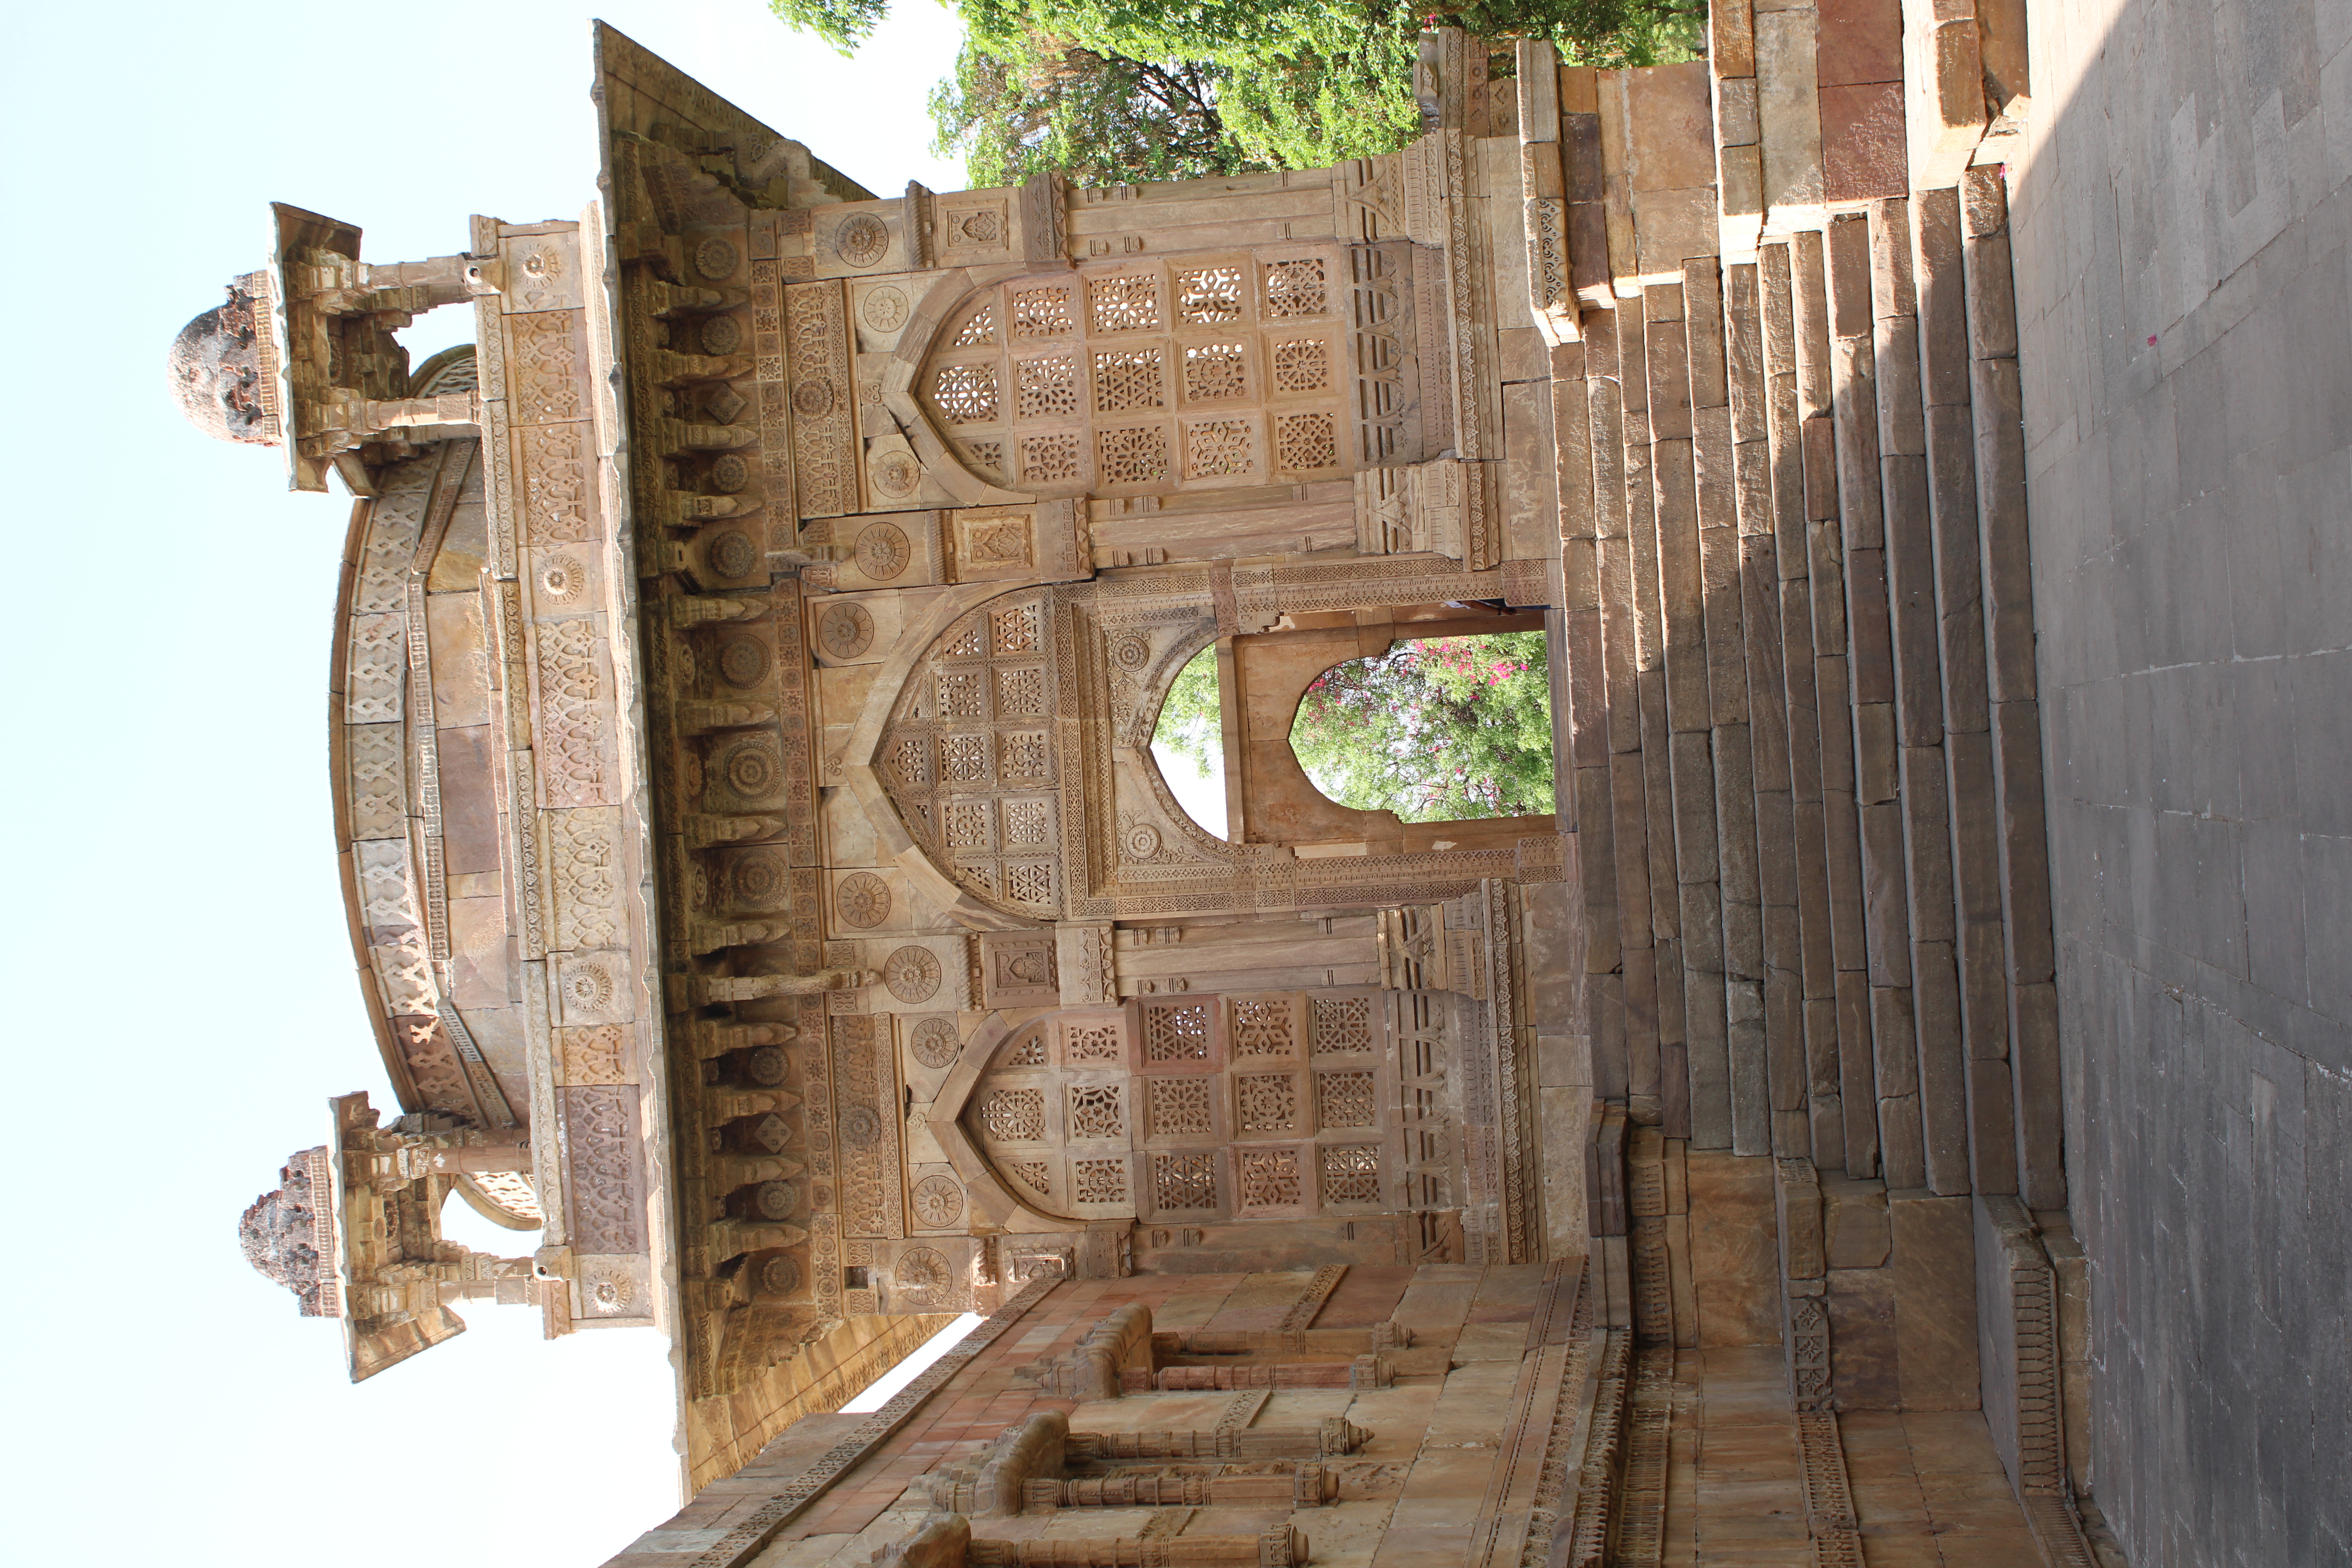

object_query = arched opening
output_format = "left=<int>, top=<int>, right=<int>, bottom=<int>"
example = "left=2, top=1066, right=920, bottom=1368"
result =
left=1148, top=643, right=1230, bottom=839
left=1206, top=606, right=1555, bottom=853
left=1290, top=630, right=1555, bottom=822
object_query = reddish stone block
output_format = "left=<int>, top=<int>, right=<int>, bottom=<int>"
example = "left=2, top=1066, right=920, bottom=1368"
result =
left=1821, top=82, right=1908, bottom=203
left=1815, top=0, right=1903, bottom=87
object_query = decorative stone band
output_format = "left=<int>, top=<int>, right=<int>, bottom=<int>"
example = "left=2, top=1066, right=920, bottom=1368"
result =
left=1612, top=1345, right=1676, bottom=1566
left=1020, top=1465, right=1334, bottom=1513
left=302, top=1147, right=343, bottom=1319
left=1522, top=1257, right=1588, bottom=1351
left=1465, top=1338, right=1577, bottom=1567
left=1793, top=1410, right=1862, bottom=1568
left=1121, top=1357, right=1391, bottom=1393
left=1557, top=1328, right=1632, bottom=1567
left=1065, top=1419, right=1370, bottom=1465
left=1274, top=1263, right=1348, bottom=1330
left=1151, top=1323, right=1406, bottom=1359
left=924, top=1408, right=1347, bottom=1521
left=1212, top=1389, right=1269, bottom=1435
left=2017, top=1496, right=2101, bottom=1568
left=1788, top=1290, right=1833, bottom=1411
left=683, top=1271, right=1063, bottom=1568
left=967, top=1526, right=1306, bottom=1568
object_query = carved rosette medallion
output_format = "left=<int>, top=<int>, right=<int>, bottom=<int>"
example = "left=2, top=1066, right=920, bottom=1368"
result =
left=869, top=450, right=920, bottom=501
left=893, top=1245, right=951, bottom=1301
left=862, top=286, right=909, bottom=332
left=820, top=603, right=874, bottom=660
left=909, top=1017, right=960, bottom=1069
left=856, top=522, right=911, bottom=579
left=756, top=1253, right=801, bottom=1296
left=538, top=553, right=587, bottom=604
left=693, top=237, right=739, bottom=280
left=835, top=214, right=890, bottom=269
left=716, top=636, right=771, bottom=688
left=707, top=529, right=759, bottom=578
left=883, top=945, right=943, bottom=1004
left=911, top=1175, right=965, bottom=1229
left=835, top=871, right=891, bottom=929
left=731, top=848, right=790, bottom=910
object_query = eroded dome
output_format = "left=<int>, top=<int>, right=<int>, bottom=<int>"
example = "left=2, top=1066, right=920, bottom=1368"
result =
left=240, top=1153, right=326, bottom=1312
left=169, top=280, right=279, bottom=445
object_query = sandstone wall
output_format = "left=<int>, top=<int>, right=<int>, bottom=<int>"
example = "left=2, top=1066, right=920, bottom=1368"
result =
left=2010, top=0, right=2352, bottom=1561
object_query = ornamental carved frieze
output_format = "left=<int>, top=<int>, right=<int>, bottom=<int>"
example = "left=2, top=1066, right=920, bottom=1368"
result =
left=784, top=279, right=857, bottom=517
left=832, top=1014, right=905, bottom=1239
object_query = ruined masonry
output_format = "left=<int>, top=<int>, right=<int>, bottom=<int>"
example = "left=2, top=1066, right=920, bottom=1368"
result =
left=187, top=6, right=2130, bottom=1563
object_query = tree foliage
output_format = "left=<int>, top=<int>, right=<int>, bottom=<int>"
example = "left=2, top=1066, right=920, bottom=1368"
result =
left=771, top=0, right=892, bottom=55
left=1152, top=642, right=1224, bottom=779
left=1290, top=631, right=1555, bottom=822
left=940, top=0, right=1421, bottom=176
left=929, top=26, right=1261, bottom=186
left=779, top=0, right=1702, bottom=185
left=1150, top=633, right=1557, bottom=825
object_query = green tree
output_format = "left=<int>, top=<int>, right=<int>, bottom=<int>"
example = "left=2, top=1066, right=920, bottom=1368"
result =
left=771, top=0, right=892, bottom=54
left=771, top=0, right=1702, bottom=187
left=948, top=0, right=1421, bottom=174
left=929, top=28, right=1263, bottom=186
left=1151, top=642, right=1224, bottom=778
left=1289, top=631, right=1555, bottom=821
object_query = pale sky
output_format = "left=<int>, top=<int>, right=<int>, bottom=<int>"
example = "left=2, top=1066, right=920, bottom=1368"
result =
left=0, top=4, right=970, bottom=1564
left=1156, top=737, right=1231, bottom=837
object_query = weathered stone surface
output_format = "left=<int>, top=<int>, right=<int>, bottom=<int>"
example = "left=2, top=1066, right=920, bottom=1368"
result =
left=1909, top=186, right=1971, bottom=407
left=1822, top=1175, right=1891, bottom=1268
left=1754, top=10, right=1825, bottom=216
left=1831, top=338, right=1885, bottom=550
left=1898, top=748, right=1957, bottom=940
left=1836, top=971, right=1879, bottom=1174
left=1716, top=73, right=1761, bottom=147
left=1687, top=1150, right=1783, bottom=1345
left=1717, top=142, right=1765, bottom=229
left=1624, top=60, right=1719, bottom=192
left=1874, top=316, right=1926, bottom=459
left=1858, top=800, right=1913, bottom=988
left=1827, top=1264, right=1901, bottom=1408
left=1818, top=82, right=1908, bottom=203
left=1909, top=941, right=1969, bottom=1195
left=1826, top=212, right=1876, bottom=340
left=1889, top=1191, right=1978, bottom=1408
left=1813, top=0, right=1902, bottom=86
left=1846, top=547, right=1895, bottom=704
left=1776, top=1157, right=1825, bottom=1277
left=1710, top=0, right=1757, bottom=76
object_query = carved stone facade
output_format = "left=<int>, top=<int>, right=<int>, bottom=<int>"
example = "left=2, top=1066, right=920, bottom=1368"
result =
left=197, top=10, right=2134, bottom=1565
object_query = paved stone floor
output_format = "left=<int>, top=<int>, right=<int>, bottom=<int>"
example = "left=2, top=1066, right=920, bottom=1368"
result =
left=1657, top=1347, right=2039, bottom=1566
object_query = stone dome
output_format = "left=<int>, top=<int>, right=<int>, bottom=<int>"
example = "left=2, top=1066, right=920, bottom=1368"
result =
left=240, top=1154, right=326, bottom=1313
left=169, top=279, right=280, bottom=445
